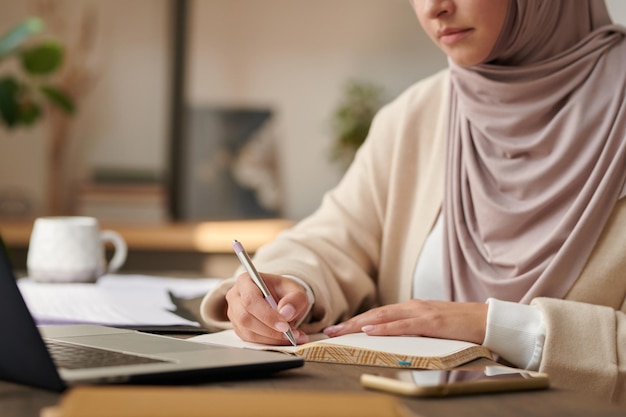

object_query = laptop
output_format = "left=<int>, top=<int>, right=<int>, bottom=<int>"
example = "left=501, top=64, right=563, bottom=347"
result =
left=0, top=244, right=303, bottom=392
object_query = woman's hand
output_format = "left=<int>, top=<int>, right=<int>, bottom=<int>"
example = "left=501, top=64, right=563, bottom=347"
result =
left=323, top=300, right=488, bottom=345
left=225, top=272, right=310, bottom=345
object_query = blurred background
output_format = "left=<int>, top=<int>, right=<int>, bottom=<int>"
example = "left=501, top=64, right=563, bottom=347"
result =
left=0, top=0, right=625, bottom=278
left=1, top=0, right=624, bottom=224
left=0, top=0, right=446, bottom=223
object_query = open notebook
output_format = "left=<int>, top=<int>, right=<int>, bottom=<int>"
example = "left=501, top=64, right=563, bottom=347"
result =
left=191, top=329, right=493, bottom=369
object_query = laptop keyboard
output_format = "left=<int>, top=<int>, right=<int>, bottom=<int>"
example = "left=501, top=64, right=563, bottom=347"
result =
left=45, top=339, right=170, bottom=370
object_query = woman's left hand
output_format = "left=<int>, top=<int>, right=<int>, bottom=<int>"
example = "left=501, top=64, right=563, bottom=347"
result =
left=323, top=300, right=488, bottom=345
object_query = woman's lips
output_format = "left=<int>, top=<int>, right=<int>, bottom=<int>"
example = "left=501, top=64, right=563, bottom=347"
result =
left=438, top=27, right=473, bottom=45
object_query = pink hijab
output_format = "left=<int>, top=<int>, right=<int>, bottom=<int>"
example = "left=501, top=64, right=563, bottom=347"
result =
left=444, top=0, right=626, bottom=303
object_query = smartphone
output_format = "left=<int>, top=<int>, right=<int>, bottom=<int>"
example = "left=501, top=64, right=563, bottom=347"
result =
left=361, top=366, right=549, bottom=397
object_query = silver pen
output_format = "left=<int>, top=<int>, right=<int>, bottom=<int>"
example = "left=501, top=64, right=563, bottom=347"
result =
left=232, top=239, right=297, bottom=346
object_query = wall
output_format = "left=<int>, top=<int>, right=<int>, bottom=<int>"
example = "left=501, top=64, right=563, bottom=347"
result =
left=0, top=0, right=437, bottom=220
left=0, top=0, right=170, bottom=216
left=609, top=0, right=626, bottom=20
left=0, top=1, right=625, bottom=220
left=185, top=1, right=443, bottom=219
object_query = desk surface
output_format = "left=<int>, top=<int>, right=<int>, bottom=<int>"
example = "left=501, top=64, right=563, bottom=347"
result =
left=2, top=275, right=625, bottom=416
left=2, top=295, right=625, bottom=417
left=2, top=359, right=625, bottom=417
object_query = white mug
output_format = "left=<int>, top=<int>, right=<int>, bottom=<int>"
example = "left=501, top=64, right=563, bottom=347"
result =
left=26, top=216, right=128, bottom=283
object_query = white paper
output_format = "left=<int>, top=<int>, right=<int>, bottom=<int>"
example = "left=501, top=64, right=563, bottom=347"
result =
left=17, top=274, right=221, bottom=327
left=189, top=329, right=329, bottom=352
left=98, top=274, right=221, bottom=299
left=190, top=329, right=481, bottom=357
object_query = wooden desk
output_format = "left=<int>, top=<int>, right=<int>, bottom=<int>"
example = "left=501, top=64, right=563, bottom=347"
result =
left=0, top=218, right=293, bottom=277
left=1, top=297, right=625, bottom=416
left=2, top=360, right=625, bottom=417
left=0, top=236, right=624, bottom=417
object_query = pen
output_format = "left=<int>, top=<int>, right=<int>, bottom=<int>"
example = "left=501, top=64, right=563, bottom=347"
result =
left=232, top=239, right=297, bottom=347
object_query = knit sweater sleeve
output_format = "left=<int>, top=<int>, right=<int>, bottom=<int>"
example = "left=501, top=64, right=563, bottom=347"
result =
left=531, top=297, right=626, bottom=403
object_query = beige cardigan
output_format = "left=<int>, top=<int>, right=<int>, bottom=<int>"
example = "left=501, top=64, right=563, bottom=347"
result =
left=201, top=70, right=626, bottom=403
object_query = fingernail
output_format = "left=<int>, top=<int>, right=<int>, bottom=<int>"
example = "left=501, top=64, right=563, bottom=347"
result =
left=292, top=329, right=309, bottom=344
left=279, top=304, right=296, bottom=321
left=275, top=321, right=290, bottom=333
left=323, top=324, right=345, bottom=336
left=361, top=325, right=375, bottom=333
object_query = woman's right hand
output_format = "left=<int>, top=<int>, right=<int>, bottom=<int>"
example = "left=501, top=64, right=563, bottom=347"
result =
left=225, top=272, right=310, bottom=345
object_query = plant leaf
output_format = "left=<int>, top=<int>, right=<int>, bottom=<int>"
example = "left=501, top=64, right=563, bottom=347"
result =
left=21, top=42, right=63, bottom=75
left=0, top=78, right=20, bottom=127
left=19, top=100, right=42, bottom=125
left=40, top=85, right=75, bottom=114
left=0, top=17, right=44, bottom=61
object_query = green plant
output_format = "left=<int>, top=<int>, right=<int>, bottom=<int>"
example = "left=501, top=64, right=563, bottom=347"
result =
left=0, top=17, right=74, bottom=129
left=329, top=80, right=385, bottom=168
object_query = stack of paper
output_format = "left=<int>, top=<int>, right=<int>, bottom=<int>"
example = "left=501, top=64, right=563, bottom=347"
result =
left=17, top=274, right=221, bottom=328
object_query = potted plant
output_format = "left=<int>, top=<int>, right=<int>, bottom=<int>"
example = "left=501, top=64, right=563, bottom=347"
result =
left=329, top=80, right=385, bottom=170
left=0, top=17, right=74, bottom=129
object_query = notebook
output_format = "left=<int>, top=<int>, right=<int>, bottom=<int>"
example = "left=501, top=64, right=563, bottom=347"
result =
left=0, top=243, right=303, bottom=392
left=192, top=329, right=492, bottom=369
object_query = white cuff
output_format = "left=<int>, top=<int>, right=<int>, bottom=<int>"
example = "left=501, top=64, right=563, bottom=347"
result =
left=483, top=298, right=546, bottom=370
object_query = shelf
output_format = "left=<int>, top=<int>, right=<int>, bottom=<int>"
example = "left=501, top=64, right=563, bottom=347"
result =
left=0, top=218, right=293, bottom=254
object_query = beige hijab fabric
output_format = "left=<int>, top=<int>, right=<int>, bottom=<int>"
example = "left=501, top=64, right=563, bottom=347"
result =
left=443, top=0, right=626, bottom=303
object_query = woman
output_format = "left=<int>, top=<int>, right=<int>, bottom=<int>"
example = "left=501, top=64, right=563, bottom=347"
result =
left=201, top=0, right=626, bottom=402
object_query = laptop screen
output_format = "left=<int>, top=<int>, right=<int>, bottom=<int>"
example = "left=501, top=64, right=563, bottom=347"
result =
left=0, top=239, right=65, bottom=390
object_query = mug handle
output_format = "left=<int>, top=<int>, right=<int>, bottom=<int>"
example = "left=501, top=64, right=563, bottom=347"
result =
left=100, top=230, right=128, bottom=273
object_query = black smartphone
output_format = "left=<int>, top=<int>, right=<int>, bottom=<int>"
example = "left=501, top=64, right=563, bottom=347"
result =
left=361, top=366, right=549, bottom=397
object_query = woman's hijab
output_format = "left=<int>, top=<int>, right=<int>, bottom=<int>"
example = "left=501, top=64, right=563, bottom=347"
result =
left=444, top=0, right=626, bottom=303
